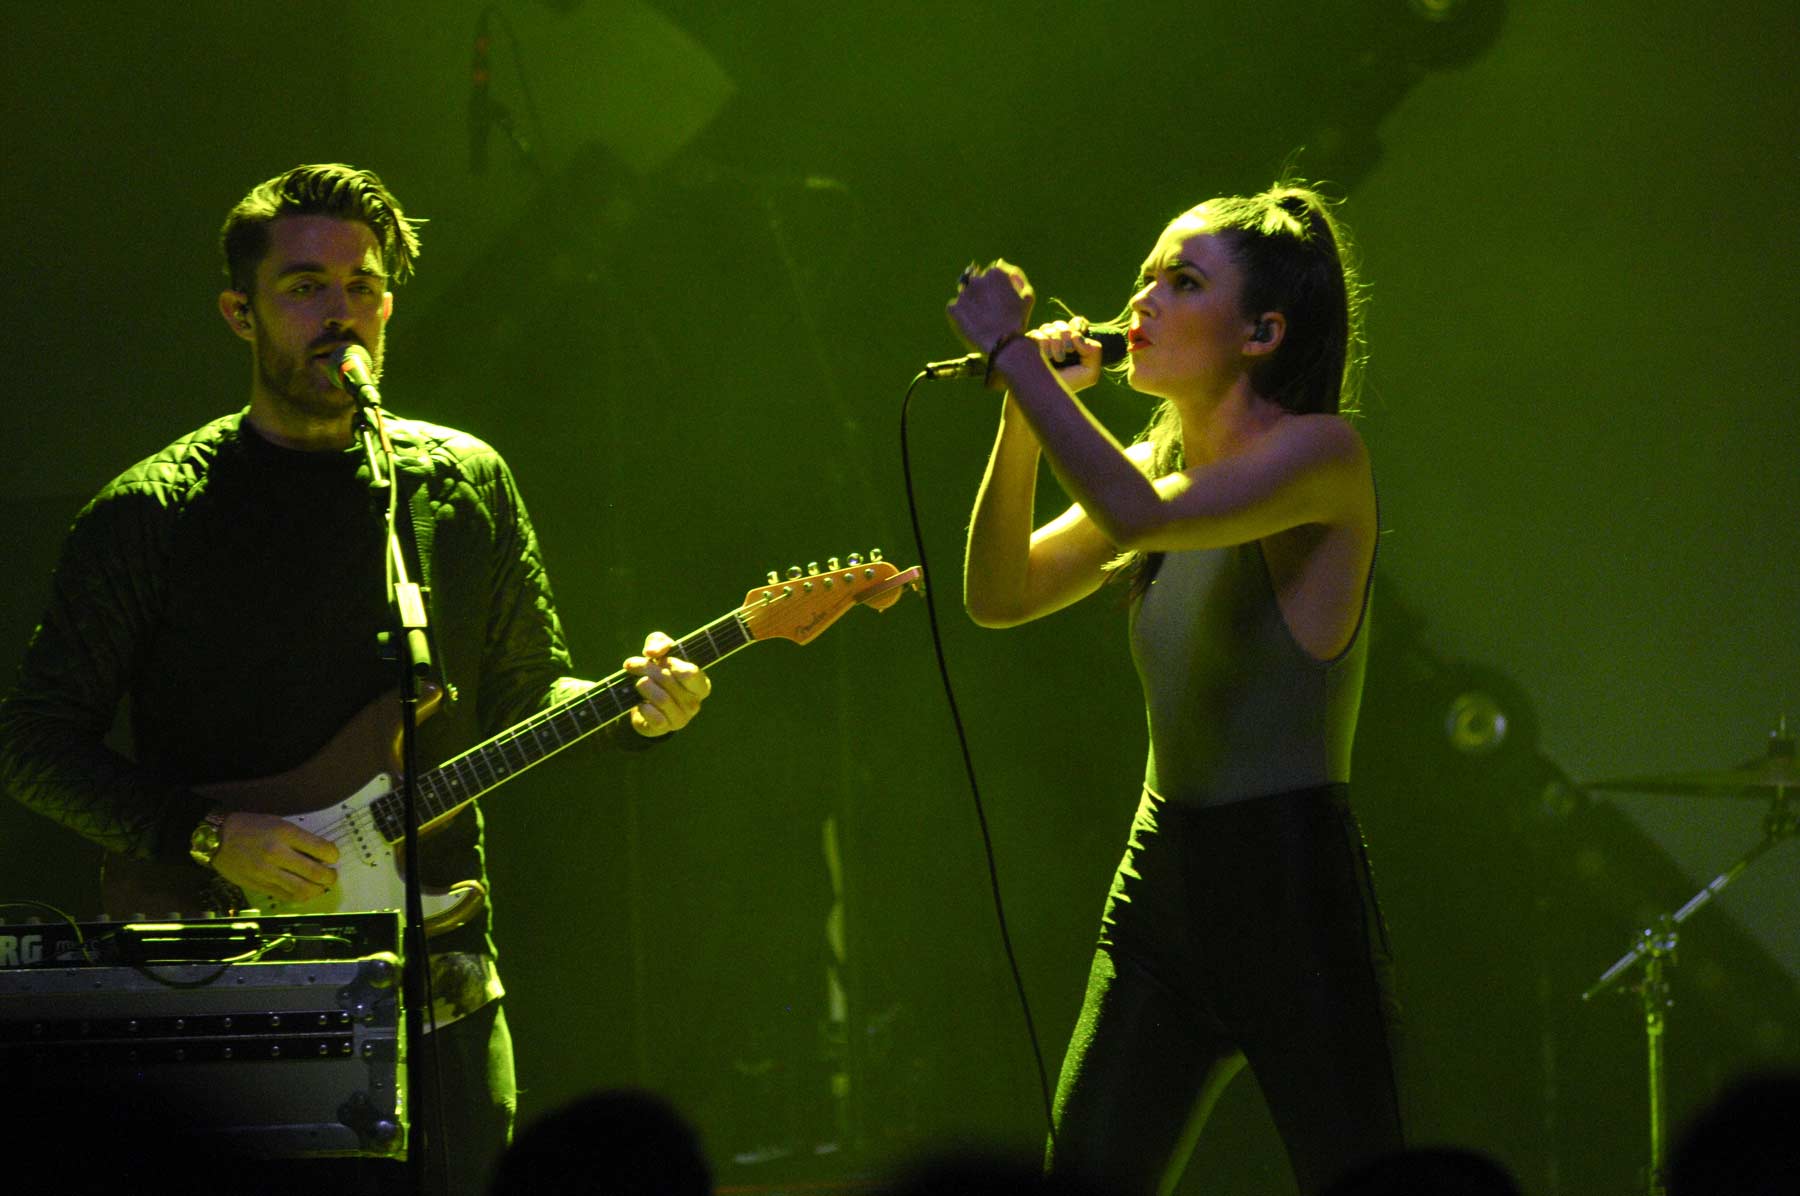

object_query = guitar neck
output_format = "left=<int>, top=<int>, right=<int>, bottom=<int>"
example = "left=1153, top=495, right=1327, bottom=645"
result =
left=364, top=555, right=917, bottom=841
left=387, top=611, right=756, bottom=832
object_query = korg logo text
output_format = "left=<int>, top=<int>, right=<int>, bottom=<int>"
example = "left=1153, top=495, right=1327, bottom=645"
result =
left=0, top=934, right=45, bottom=966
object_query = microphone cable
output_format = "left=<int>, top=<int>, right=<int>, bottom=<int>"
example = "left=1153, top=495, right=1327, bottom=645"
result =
left=469, top=3, right=549, bottom=178
left=898, top=370, right=1059, bottom=1154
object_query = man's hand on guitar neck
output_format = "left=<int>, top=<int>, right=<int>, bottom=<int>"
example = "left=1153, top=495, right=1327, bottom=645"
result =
left=213, top=812, right=340, bottom=903
left=622, top=630, right=712, bottom=737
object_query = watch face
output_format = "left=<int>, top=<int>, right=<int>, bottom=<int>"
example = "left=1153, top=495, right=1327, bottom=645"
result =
left=190, top=822, right=222, bottom=863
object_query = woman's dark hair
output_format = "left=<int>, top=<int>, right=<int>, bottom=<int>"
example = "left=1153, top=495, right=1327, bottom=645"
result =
left=1105, top=182, right=1365, bottom=594
left=1211, top=185, right=1362, bottom=418
left=219, top=163, right=424, bottom=296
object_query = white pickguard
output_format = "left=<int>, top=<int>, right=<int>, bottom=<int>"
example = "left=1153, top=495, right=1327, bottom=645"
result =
left=239, top=771, right=484, bottom=931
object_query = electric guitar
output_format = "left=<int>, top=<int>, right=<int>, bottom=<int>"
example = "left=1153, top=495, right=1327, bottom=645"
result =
left=101, top=554, right=922, bottom=934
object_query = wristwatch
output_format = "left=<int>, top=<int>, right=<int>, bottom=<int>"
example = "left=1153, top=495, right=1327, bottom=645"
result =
left=188, top=810, right=228, bottom=869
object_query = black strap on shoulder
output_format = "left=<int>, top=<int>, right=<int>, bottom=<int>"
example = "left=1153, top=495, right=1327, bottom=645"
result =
left=401, top=467, right=459, bottom=703
left=405, top=475, right=435, bottom=597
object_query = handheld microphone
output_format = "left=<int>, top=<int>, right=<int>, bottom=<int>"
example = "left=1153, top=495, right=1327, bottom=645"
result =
left=332, top=344, right=383, bottom=410
left=924, top=326, right=1128, bottom=381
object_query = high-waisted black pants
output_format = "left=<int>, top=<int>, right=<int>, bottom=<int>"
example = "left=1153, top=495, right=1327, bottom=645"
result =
left=1047, top=785, right=1403, bottom=1196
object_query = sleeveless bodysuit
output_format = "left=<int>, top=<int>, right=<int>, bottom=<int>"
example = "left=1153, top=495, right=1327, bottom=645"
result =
left=1130, top=540, right=1371, bottom=805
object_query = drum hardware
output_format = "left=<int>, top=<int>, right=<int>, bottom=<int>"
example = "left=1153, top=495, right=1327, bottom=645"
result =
left=1581, top=718, right=1796, bottom=1196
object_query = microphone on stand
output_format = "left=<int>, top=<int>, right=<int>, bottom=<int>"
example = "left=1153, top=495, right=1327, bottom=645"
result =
left=924, top=326, right=1128, bottom=380
left=332, top=344, right=384, bottom=411
left=333, top=344, right=390, bottom=487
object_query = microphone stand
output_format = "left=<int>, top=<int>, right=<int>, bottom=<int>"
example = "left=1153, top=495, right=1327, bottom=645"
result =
left=356, top=396, right=439, bottom=1196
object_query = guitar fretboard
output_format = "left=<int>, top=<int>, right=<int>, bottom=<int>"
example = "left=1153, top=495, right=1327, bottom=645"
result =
left=369, top=610, right=754, bottom=840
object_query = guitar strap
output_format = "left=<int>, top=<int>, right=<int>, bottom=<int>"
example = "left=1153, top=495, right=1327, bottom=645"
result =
left=402, top=464, right=459, bottom=704
left=403, top=471, right=435, bottom=594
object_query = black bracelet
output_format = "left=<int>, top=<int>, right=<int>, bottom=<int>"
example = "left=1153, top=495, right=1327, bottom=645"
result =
left=983, top=331, right=1027, bottom=386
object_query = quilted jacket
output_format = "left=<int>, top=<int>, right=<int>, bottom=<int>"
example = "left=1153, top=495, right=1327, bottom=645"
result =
left=0, top=409, right=640, bottom=950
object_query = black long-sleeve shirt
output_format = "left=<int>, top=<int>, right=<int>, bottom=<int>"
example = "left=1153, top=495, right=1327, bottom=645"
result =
left=0, top=408, right=639, bottom=963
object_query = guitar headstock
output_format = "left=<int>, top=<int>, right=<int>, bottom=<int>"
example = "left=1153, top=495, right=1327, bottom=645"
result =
left=740, top=551, right=923, bottom=645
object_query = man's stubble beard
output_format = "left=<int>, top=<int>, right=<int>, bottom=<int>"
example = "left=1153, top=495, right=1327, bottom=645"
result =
left=254, top=327, right=385, bottom=420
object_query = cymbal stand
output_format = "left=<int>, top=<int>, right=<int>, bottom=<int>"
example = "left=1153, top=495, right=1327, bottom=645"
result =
left=1581, top=789, right=1797, bottom=1196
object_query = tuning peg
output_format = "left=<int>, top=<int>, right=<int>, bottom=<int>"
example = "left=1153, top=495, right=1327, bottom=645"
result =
left=827, top=556, right=840, bottom=571
left=787, top=566, right=803, bottom=580
left=767, top=570, right=779, bottom=585
left=807, top=561, right=821, bottom=576
left=847, top=553, right=863, bottom=566
left=870, top=548, right=884, bottom=562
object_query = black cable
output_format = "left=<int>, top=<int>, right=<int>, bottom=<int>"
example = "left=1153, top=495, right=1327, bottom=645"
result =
left=0, top=899, right=87, bottom=952
left=481, top=3, right=549, bottom=178
left=898, top=372, right=1059, bottom=1152
left=127, top=933, right=301, bottom=990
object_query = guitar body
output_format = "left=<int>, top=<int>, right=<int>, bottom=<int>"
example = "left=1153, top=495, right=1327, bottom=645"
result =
left=100, top=687, right=487, bottom=936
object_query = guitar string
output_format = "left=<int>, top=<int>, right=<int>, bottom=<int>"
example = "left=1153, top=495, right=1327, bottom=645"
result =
left=286, top=564, right=872, bottom=884
left=241, top=571, right=885, bottom=911
left=299, top=605, right=769, bottom=851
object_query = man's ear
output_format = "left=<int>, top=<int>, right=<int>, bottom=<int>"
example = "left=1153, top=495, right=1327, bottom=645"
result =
left=382, top=291, right=394, bottom=322
left=219, top=290, right=254, bottom=342
left=1244, top=311, right=1286, bottom=357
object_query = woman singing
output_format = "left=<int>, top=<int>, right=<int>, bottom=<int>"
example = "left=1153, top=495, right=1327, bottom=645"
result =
left=950, top=184, right=1400, bottom=1195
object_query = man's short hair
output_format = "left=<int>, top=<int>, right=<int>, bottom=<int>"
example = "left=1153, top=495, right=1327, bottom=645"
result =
left=219, top=163, right=423, bottom=295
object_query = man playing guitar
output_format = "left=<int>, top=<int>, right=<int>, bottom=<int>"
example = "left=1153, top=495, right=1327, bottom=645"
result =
left=0, top=163, right=712, bottom=1195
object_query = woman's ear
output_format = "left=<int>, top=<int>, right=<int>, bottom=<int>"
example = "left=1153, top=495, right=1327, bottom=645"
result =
left=1245, top=313, right=1288, bottom=354
left=1244, top=311, right=1286, bottom=357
